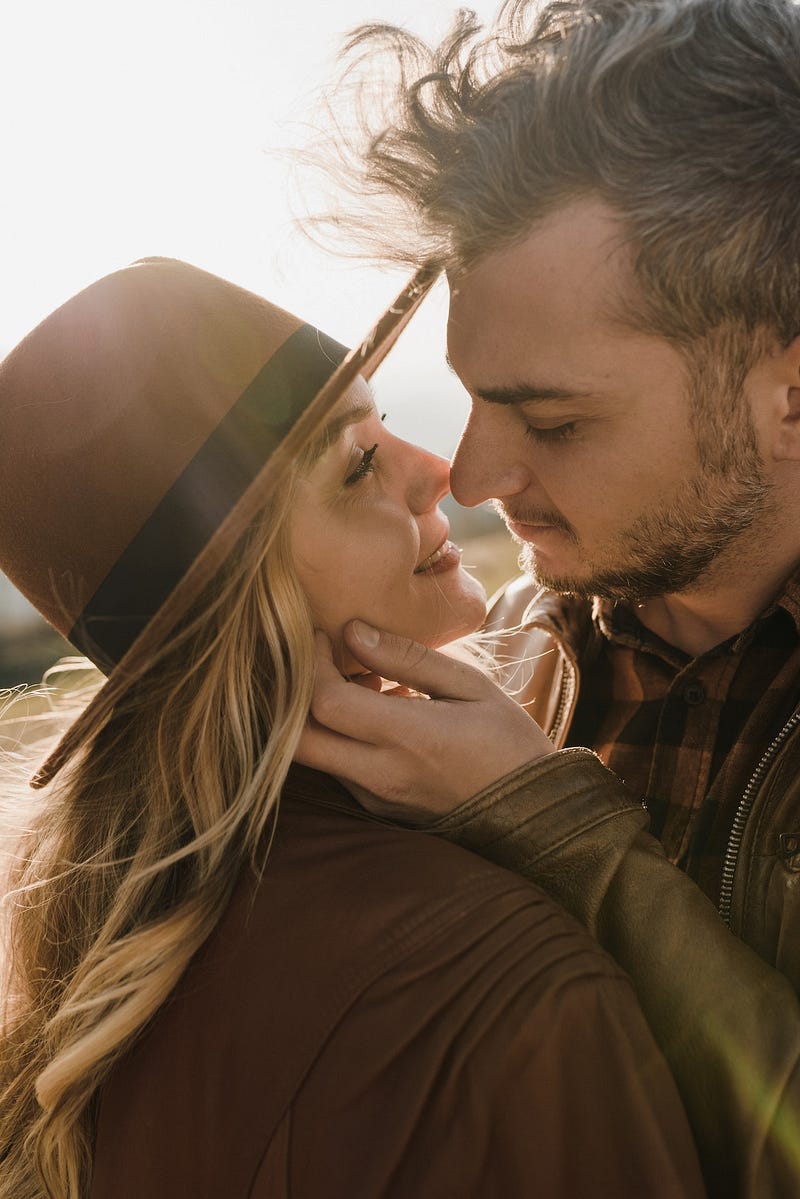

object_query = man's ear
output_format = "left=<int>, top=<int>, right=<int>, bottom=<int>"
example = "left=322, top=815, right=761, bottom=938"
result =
left=772, top=333, right=800, bottom=462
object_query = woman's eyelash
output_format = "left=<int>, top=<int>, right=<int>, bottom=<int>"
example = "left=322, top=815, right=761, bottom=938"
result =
left=345, top=442, right=379, bottom=486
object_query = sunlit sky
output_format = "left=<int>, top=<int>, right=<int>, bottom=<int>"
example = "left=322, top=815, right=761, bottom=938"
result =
left=2, top=0, right=497, bottom=455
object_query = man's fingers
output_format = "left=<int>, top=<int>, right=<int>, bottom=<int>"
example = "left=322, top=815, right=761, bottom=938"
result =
left=351, top=672, right=383, bottom=693
left=342, top=620, right=487, bottom=701
left=296, top=721, right=372, bottom=780
left=300, top=628, right=556, bottom=816
left=310, top=630, right=420, bottom=742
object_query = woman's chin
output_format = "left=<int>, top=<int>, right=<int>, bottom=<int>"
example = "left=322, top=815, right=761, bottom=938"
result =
left=425, top=580, right=488, bottom=648
left=329, top=572, right=487, bottom=673
left=333, top=601, right=486, bottom=676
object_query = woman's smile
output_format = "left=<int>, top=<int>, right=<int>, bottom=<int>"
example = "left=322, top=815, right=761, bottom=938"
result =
left=414, top=538, right=462, bottom=574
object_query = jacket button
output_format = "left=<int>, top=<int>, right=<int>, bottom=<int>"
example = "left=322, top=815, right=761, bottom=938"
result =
left=682, top=681, right=706, bottom=706
left=780, top=834, right=800, bottom=864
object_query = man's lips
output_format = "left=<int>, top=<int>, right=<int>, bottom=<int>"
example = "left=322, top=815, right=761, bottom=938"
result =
left=507, top=518, right=552, bottom=535
left=506, top=518, right=566, bottom=542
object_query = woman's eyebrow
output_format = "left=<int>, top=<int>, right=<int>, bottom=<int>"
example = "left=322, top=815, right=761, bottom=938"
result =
left=307, top=399, right=375, bottom=464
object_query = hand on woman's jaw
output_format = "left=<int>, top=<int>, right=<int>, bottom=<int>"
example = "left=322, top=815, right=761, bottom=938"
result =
left=297, top=622, right=555, bottom=822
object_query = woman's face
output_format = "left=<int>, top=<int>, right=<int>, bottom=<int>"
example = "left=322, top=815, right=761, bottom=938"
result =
left=290, top=379, right=487, bottom=672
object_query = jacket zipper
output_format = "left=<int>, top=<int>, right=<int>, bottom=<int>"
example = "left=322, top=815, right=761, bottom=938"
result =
left=718, top=706, right=800, bottom=928
left=549, top=654, right=577, bottom=748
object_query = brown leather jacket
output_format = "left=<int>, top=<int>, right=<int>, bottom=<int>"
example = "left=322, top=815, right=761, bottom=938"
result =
left=90, top=766, right=704, bottom=1198
left=432, top=578, right=800, bottom=1199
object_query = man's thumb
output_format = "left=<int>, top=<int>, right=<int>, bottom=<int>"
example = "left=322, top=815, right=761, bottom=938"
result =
left=343, top=620, right=484, bottom=700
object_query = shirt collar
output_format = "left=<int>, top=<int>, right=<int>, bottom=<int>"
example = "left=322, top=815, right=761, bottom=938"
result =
left=593, top=560, right=800, bottom=664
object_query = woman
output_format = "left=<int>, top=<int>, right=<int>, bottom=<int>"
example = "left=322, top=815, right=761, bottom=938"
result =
left=0, top=259, right=704, bottom=1198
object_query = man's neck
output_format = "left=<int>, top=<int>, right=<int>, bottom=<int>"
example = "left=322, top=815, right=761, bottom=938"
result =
left=611, top=458, right=800, bottom=657
left=632, top=551, right=799, bottom=658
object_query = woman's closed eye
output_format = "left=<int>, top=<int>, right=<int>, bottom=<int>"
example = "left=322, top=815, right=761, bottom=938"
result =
left=344, top=442, right=379, bottom=486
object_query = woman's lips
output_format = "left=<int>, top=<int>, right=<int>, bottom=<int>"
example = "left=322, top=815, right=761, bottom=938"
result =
left=414, top=538, right=462, bottom=575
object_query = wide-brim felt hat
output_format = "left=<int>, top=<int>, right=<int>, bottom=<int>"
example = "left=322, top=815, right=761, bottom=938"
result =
left=0, top=256, right=439, bottom=784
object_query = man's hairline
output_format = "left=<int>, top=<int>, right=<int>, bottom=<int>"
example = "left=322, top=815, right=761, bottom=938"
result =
left=443, top=191, right=699, bottom=357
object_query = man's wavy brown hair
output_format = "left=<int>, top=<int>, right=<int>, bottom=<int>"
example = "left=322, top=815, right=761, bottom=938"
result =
left=313, top=0, right=800, bottom=347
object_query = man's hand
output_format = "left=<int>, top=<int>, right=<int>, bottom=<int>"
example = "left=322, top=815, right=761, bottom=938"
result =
left=296, top=620, right=555, bottom=821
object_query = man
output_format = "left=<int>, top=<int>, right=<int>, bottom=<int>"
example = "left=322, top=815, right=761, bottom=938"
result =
left=299, top=1, right=800, bottom=1196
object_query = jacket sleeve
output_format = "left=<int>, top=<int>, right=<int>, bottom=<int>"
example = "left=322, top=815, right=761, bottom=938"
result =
left=429, top=749, right=800, bottom=1199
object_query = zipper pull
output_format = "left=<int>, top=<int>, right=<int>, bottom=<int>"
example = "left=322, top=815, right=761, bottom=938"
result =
left=779, top=833, right=800, bottom=871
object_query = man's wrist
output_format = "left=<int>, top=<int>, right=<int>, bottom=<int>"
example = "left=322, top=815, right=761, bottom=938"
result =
left=429, top=748, right=646, bottom=868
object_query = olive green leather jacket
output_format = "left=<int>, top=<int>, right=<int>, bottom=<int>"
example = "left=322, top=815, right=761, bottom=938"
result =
left=432, top=579, right=800, bottom=1199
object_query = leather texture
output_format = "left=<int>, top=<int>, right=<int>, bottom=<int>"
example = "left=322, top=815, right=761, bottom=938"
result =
left=90, top=767, right=704, bottom=1198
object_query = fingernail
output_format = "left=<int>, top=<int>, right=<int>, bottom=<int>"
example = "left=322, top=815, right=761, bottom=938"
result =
left=351, top=619, right=380, bottom=648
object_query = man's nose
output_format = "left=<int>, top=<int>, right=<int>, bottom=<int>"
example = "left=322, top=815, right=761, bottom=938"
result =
left=450, top=407, right=531, bottom=508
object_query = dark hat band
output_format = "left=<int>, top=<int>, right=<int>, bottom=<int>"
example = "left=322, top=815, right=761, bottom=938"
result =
left=69, top=324, right=347, bottom=672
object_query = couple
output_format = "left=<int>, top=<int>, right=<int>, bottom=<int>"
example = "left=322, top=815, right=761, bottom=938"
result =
left=0, top=265, right=698, bottom=1199
left=0, top=257, right=700, bottom=1199
left=2, top=0, right=800, bottom=1195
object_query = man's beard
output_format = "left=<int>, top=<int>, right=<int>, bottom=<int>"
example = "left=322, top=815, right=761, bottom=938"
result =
left=500, top=374, right=774, bottom=603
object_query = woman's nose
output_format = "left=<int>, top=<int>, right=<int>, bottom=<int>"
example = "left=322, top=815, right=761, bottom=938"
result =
left=404, top=443, right=450, bottom=514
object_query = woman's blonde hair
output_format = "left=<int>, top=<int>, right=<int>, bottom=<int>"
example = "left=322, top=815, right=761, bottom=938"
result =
left=0, top=463, right=315, bottom=1198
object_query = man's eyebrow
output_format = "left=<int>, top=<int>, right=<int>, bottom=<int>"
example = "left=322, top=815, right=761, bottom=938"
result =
left=474, top=383, right=593, bottom=405
left=306, top=398, right=375, bottom=465
left=443, top=354, right=593, bottom=404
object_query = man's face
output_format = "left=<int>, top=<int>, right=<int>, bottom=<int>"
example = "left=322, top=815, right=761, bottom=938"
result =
left=447, top=198, right=772, bottom=602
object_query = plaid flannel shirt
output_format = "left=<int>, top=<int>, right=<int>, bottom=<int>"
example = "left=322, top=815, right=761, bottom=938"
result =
left=567, top=574, right=800, bottom=903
